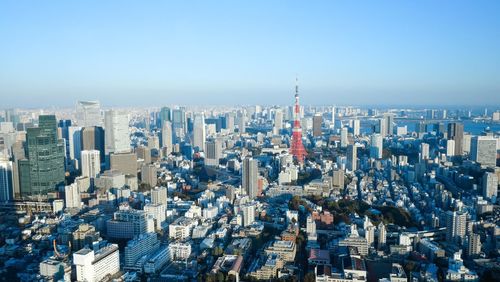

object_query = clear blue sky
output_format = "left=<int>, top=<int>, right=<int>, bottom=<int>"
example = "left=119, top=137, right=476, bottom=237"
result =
left=1, top=0, right=499, bottom=107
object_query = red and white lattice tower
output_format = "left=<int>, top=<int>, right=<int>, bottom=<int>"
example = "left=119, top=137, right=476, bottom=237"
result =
left=290, top=78, right=307, bottom=163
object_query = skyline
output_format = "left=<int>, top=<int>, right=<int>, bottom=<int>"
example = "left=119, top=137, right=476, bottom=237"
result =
left=1, top=0, right=500, bottom=107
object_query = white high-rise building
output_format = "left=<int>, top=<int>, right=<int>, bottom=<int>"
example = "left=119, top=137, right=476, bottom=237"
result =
left=340, top=127, right=349, bottom=148
left=65, top=183, right=81, bottom=209
left=193, top=114, right=206, bottom=151
left=124, top=233, right=159, bottom=269
left=205, top=138, right=223, bottom=166
left=470, top=136, right=497, bottom=167
left=378, top=222, right=386, bottom=248
left=370, top=134, right=383, bottom=159
left=352, top=119, right=360, bottom=136
left=144, top=203, right=166, bottom=231
left=73, top=244, right=120, bottom=282
left=81, top=150, right=100, bottom=178
left=306, top=214, right=317, bottom=237
left=76, top=101, right=102, bottom=127
left=151, top=186, right=168, bottom=205
left=241, top=203, right=255, bottom=227
left=482, top=172, right=498, bottom=201
left=242, top=158, right=258, bottom=199
left=225, top=112, right=235, bottom=132
left=331, top=107, right=336, bottom=129
left=446, top=139, right=456, bottom=157
left=161, top=121, right=173, bottom=156
left=446, top=211, right=467, bottom=245
left=104, top=110, right=130, bottom=154
left=420, top=143, right=430, bottom=161
left=273, top=109, right=283, bottom=134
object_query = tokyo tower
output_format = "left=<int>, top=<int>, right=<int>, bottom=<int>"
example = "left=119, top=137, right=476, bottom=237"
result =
left=290, top=78, right=307, bottom=164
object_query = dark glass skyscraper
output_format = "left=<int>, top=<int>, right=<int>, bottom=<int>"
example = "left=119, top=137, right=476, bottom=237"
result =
left=447, top=122, right=464, bottom=156
left=19, top=115, right=65, bottom=199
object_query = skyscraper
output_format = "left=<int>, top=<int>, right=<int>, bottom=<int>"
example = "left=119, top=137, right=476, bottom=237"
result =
left=81, top=126, right=105, bottom=164
left=370, top=134, right=383, bottom=159
left=158, top=106, right=171, bottom=128
left=446, top=211, right=467, bottom=245
left=379, top=113, right=394, bottom=137
left=273, top=109, right=283, bottom=134
left=161, top=121, right=173, bottom=156
left=340, top=127, right=349, bottom=148
left=0, top=158, right=13, bottom=202
left=76, top=101, right=102, bottom=127
left=242, top=158, right=258, bottom=199
left=81, top=150, right=100, bottom=178
left=65, top=182, right=80, bottom=209
left=446, top=139, right=456, bottom=157
left=104, top=110, right=130, bottom=154
left=172, top=108, right=186, bottom=140
left=205, top=138, right=223, bottom=167
left=470, top=136, right=497, bottom=167
left=352, top=119, right=360, bottom=136
left=420, top=143, right=430, bottom=161
left=482, top=172, right=498, bottom=201
left=346, top=144, right=357, bottom=172
left=224, top=112, right=235, bottom=132
left=312, top=114, right=322, bottom=137
left=447, top=123, right=464, bottom=156
left=192, top=114, right=206, bottom=151
left=68, top=126, right=82, bottom=169
left=19, top=115, right=65, bottom=199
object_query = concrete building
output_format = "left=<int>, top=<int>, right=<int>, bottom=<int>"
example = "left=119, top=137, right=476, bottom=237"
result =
left=81, top=150, right=100, bottom=178
left=73, top=244, right=120, bottom=282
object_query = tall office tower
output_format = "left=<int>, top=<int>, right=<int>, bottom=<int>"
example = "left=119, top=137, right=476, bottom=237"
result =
left=312, top=114, right=323, bottom=137
left=352, top=119, right=360, bottom=136
left=420, top=143, right=430, bottom=161
left=346, top=144, right=357, bottom=172
left=58, top=119, right=72, bottom=170
left=332, top=169, right=345, bottom=189
left=290, top=79, right=307, bottom=163
left=159, top=106, right=171, bottom=128
left=365, top=225, right=375, bottom=246
left=426, top=109, right=435, bottom=120
left=151, top=186, right=167, bottom=205
left=331, top=107, right=336, bottom=129
left=241, top=203, right=255, bottom=227
left=415, top=121, right=426, bottom=134
left=340, top=127, right=349, bottom=148
left=470, top=136, right=497, bottom=167
left=0, top=158, right=13, bottom=202
left=273, top=109, right=283, bottom=134
left=224, top=112, right=235, bottom=132
left=76, top=101, right=102, bottom=127
left=19, top=115, right=65, bottom=199
left=141, top=164, right=158, bottom=187
left=68, top=126, right=82, bottom=168
left=237, top=111, right=246, bottom=134
left=172, top=108, right=186, bottom=140
left=136, top=146, right=151, bottom=164
left=446, top=211, right=467, bottom=245
left=482, top=172, right=498, bottom=201
left=378, top=222, right=386, bottom=249
left=370, top=134, right=383, bottom=159
left=81, top=150, right=100, bottom=178
left=466, top=233, right=481, bottom=257
left=205, top=138, right=223, bottom=167
left=11, top=141, right=24, bottom=199
left=4, top=109, right=19, bottom=126
left=192, top=114, right=206, bottom=151
left=64, top=182, right=80, bottom=209
left=447, top=123, right=464, bottom=156
left=446, top=139, right=456, bottom=157
left=379, top=113, right=394, bottom=137
left=73, top=244, right=120, bottom=282
left=242, top=158, right=258, bottom=199
left=161, top=121, right=173, bottom=156
left=81, top=126, right=105, bottom=164
left=104, top=110, right=130, bottom=154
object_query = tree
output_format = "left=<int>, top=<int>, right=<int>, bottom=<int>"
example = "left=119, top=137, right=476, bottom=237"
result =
left=304, top=272, right=316, bottom=282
